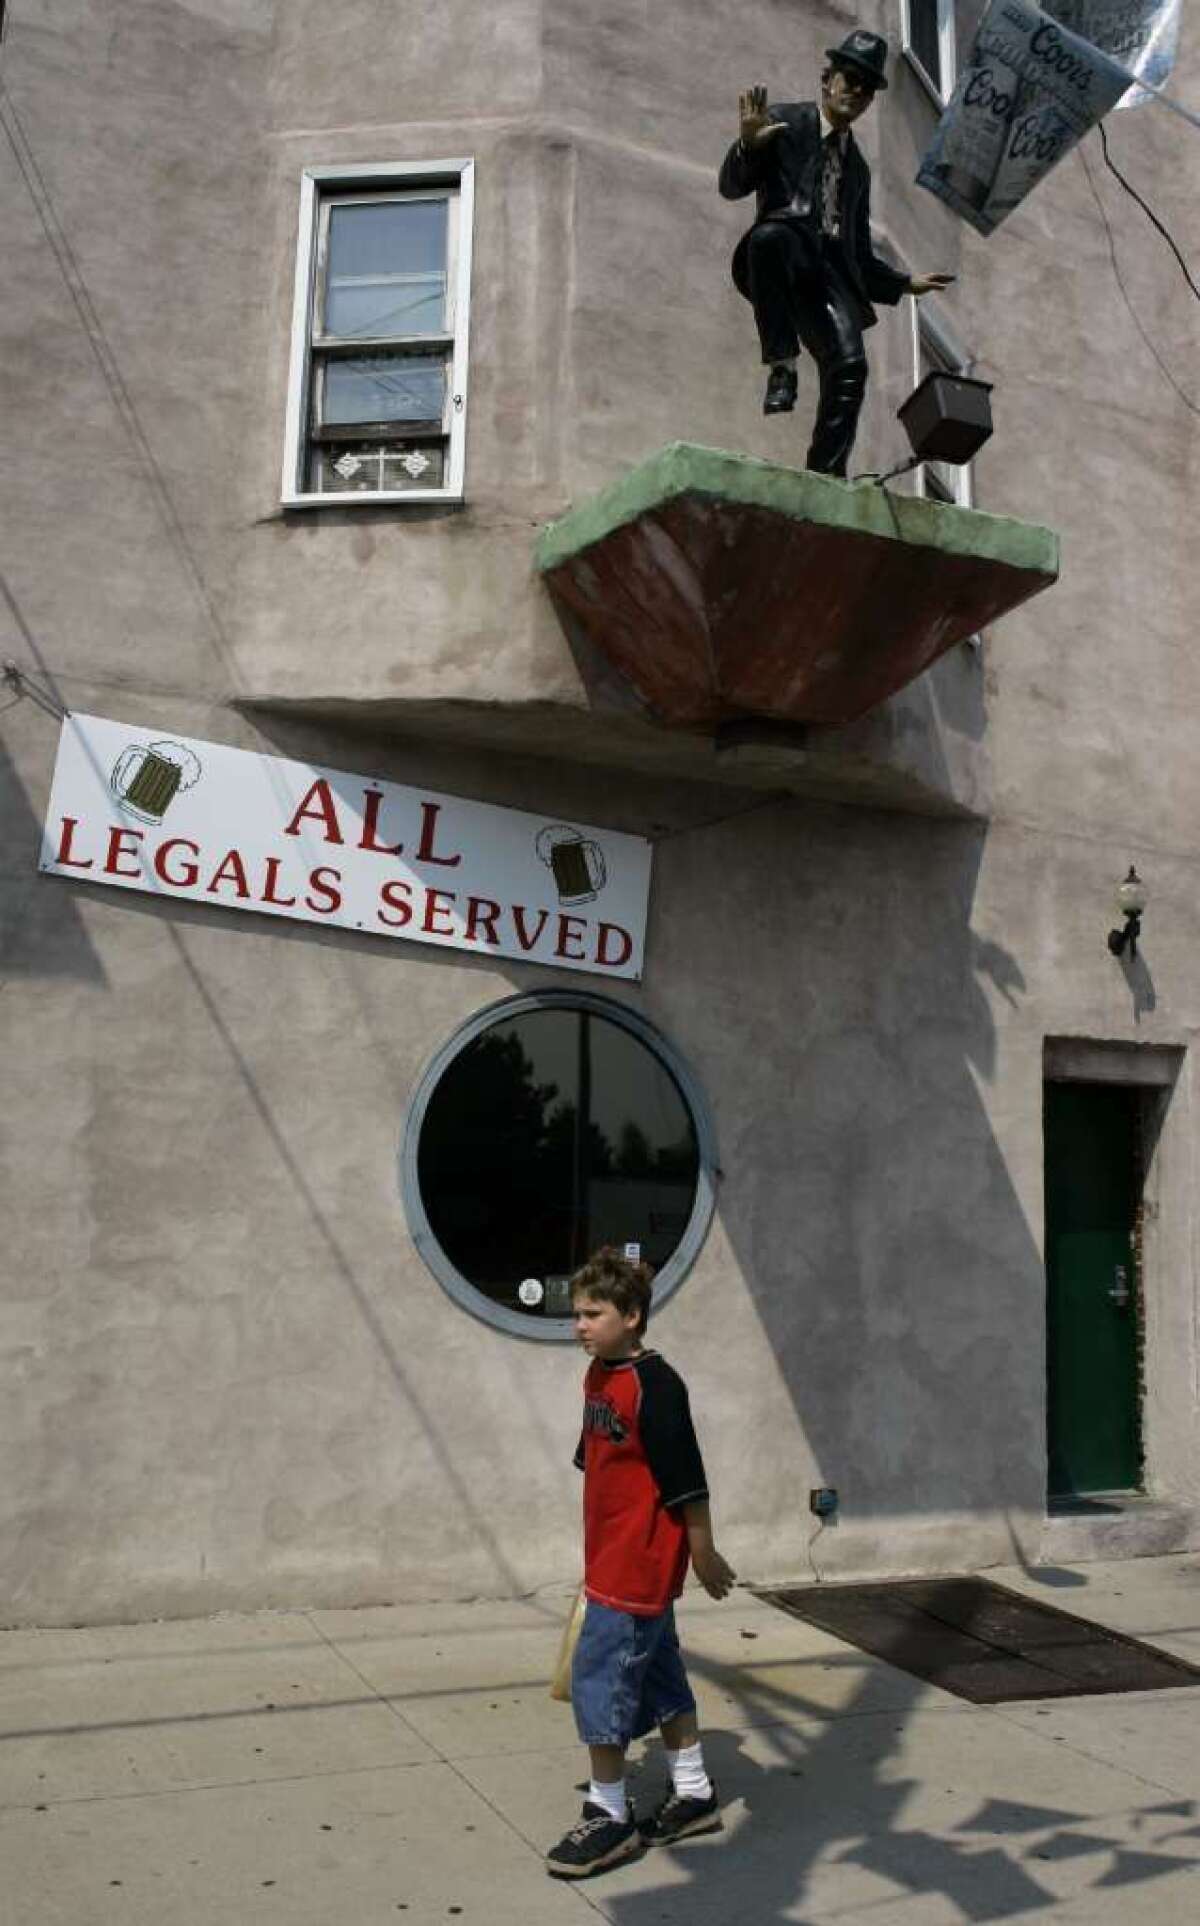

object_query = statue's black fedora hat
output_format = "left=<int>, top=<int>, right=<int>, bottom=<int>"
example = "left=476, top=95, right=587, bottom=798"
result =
left=826, top=29, right=889, bottom=90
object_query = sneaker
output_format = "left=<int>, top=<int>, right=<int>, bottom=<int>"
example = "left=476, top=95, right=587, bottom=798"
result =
left=639, top=1784, right=722, bottom=1845
left=763, top=364, right=798, bottom=414
left=545, top=1801, right=642, bottom=1878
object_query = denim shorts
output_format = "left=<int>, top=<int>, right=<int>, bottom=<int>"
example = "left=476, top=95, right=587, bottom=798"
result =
left=571, top=1598, right=697, bottom=1747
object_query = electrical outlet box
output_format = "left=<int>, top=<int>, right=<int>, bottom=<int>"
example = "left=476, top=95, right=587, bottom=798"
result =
left=809, top=1487, right=838, bottom=1518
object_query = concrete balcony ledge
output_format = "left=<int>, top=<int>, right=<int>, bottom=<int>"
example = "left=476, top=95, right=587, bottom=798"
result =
left=536, top=442, right=1059, bottom=730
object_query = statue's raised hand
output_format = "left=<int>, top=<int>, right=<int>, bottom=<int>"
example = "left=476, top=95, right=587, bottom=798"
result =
left=738, top=85, right=785, bottom=150
left=909, top=272, right=956, bottom=297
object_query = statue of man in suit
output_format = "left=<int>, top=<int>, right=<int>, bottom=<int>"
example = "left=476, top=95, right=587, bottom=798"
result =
left=719, top=30, right=953, bottom=476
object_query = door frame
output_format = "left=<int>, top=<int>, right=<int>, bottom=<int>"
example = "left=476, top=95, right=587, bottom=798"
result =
left=1042, top=1040, right=1184, bottom=1512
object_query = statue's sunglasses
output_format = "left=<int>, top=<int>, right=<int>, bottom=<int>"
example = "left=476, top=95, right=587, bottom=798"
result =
left=830, top=65, right=875, bottom=96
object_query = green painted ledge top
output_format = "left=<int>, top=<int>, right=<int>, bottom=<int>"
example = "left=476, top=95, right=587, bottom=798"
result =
left=535, top=441, right=1060, bottom=581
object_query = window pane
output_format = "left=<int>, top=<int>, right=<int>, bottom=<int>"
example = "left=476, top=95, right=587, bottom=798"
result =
left=325, top=199, right=448, bottom=336
left=923, top=462, right=956, bottom=502
left=587, top=1021, right=700, bottom=1264
left=918, top=332, right=963, bottom=501
left=309, top=438, right=446, bottom=494
left=920, top=335, right=952, bottom=382
left=322, top=353, right=445, bottom=426
left=381, top=445, right=446, bottom=490
left=909, top=0, right=942, bottom=87
left=416, top=1009, right=701, bottom=1319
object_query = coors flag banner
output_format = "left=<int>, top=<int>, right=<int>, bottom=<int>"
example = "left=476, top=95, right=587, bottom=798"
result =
left=1062, top=0, right=1182, bottom=109
left=916, top=0, right=1175, bottom=235
left=39, top=715, right=653, bottom=979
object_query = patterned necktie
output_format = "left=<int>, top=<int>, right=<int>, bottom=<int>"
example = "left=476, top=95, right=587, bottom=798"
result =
left=821, top=131, right=845, bottom=239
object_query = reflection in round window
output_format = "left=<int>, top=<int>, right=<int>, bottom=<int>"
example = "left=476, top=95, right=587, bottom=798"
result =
left=412, top=1001, right=707, bottom=1328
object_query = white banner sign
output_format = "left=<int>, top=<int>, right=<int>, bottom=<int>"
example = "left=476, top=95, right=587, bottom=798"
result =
left=916, top=0, right=1136, bottom=235
left=40, top=715, right=652, bottom=980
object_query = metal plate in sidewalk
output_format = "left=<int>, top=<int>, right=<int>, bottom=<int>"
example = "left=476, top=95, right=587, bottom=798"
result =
left=760, top=1577, right=1200, bottom=1704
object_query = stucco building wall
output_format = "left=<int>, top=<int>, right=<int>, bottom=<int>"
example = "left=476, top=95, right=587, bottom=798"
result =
left=0, top=0, right=1197, bottom=1625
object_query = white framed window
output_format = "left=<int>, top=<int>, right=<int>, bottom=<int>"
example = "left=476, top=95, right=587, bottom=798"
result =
left=911, top=301, right=975, bottom=509
left=400, top=991, right=718, bottom=1343
left=282, top=160, right=474, bottom=508
left=901, top=0, right=957, bottom=105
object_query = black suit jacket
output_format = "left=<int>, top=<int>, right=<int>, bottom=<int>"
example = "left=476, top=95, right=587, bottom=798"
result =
left=718, top=101, right=910, bottom=329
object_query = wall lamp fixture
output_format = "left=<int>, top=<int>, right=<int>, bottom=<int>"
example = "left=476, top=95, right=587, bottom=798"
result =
left=1107, top=866, right=1147, bottom=960
left=858, top=370, right=995, bottom=488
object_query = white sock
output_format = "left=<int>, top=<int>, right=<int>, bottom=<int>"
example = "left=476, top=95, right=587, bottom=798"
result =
left=589, top=1777, right=629, bottom=1822
left=666, top=1740, right=712, bottom=1802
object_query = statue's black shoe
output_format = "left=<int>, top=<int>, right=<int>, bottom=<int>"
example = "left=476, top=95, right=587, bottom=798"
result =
left=763, top=365, right=798, bottom=414
left=546, top=1802, right=643, bottom=1878
left=639, top=1785, right=723, bottom=1845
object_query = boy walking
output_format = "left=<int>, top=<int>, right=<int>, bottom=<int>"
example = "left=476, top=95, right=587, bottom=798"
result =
left=546, top=1247, right=736, bottom=1879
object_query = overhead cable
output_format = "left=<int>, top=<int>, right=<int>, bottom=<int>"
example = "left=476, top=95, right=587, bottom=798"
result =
left=1079, top=137, right=1199, bottom=417
left=1098, top=122, right=1200, bottom=302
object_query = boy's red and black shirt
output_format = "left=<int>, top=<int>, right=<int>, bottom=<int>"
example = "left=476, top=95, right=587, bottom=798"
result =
left=574, top=1350, right=708, bottom=1617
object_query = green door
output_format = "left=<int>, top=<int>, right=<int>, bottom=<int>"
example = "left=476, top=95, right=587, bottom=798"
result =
left=1044, top=1081, right=1141, bottom=1497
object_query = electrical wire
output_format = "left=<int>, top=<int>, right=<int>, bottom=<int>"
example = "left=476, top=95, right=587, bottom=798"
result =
left=0, top=83, right=243, bottom=693
left=1098, top=121, right=1200, bottom=302
left=2, top=661, right=68, bottom=720
left=337, top=285, right=446, bottom=336
left=1078, top=136, right=1199, bottom=418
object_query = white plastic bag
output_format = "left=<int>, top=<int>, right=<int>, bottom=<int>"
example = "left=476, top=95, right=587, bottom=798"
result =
left=549, top=1588, right=587, bottom=1702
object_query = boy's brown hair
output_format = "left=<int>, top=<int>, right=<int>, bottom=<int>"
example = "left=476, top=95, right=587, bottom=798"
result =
left=571, top=1246, right=656, bottom=1336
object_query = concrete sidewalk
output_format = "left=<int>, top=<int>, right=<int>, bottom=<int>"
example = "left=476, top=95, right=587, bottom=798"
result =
left=3, top=1554, right=1200, bottom=1925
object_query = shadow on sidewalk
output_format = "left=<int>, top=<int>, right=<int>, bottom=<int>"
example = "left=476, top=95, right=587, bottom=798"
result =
left=603, top=1641, right=1200, bottom=1925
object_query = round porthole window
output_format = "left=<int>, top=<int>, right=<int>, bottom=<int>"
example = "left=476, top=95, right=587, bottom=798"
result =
left=401, top=991, right=717, bottom=1340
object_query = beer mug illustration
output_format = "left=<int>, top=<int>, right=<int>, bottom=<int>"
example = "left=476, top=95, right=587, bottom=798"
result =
left=110, top=740, right=202, bottom=824
left=535, top=824, right=607, bottom=906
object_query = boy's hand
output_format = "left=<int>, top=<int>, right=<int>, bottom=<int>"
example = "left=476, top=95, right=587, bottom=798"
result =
left=692, top=1544, right=737, bottom=1600
left=681, top=1501, right=735, bottom=1598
